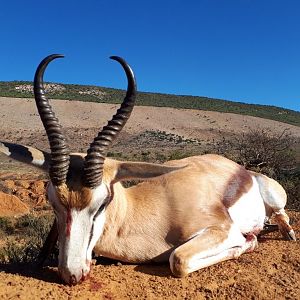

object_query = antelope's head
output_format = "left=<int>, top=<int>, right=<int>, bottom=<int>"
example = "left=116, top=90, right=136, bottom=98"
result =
left=33, top=55, right=179, bottom=285
left=33, top=54, right=136, bottom=285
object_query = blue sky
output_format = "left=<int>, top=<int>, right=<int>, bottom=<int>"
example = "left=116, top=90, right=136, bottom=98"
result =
left=0, top=0, right=299, bottom=111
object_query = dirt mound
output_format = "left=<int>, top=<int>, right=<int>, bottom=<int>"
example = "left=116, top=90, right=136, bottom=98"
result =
left=0, top=179, right=48, bottom=209
left=0, top=192, right=29, bottom=217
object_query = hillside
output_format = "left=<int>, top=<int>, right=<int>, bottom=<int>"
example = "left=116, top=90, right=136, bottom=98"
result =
left=0, top=92, right=299, bottom=300
left=0, top=81, right=299, bottom=127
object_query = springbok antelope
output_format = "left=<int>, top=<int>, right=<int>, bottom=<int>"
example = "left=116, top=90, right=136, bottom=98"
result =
left=0, top=54, right=296, bottom=285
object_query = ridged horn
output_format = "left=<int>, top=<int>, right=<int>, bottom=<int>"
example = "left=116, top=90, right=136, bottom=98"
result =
left=34, top=54, right=70, bottom=186
left=84, top=56, right=137, bottom=188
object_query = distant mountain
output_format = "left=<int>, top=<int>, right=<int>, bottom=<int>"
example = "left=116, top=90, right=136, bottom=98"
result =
left=0, top=81, right=299, bottom=127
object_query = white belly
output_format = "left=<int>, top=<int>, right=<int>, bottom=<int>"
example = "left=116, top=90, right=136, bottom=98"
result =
left=228, top=176, right=266, bottom=234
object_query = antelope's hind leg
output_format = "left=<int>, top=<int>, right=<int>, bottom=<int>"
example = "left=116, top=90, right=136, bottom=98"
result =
left=273, top=209, right=296, bottom=241
left=255, top=173, right=296, bottom=241
left=169, top=225, right=258, bottom=277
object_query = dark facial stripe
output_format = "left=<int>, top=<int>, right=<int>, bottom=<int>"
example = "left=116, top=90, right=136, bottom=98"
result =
left=87, top=203, right=107, bottom=249
left=88, top=223, right=94, bottom=250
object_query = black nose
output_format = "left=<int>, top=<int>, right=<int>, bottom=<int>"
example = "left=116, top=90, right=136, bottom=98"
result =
left=69, top=274, right=78, bottom=286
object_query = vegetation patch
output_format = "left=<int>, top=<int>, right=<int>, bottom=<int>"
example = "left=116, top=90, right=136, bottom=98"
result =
left=139, top=130, right=201, bottom=145
left=0, top=214, right=55, bottom=264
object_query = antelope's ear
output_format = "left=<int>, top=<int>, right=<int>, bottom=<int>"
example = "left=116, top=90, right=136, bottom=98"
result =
left=113, top=161, right=186, bottom=182
left=0, top=141, right=50, bottom=171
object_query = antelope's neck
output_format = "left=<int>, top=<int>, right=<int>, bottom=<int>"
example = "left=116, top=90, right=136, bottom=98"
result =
left=93, top=182, right=171, bottom=262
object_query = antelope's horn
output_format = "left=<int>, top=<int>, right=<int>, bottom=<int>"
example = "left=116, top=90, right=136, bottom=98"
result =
left=84, top=56, right=137, bottom=188
left=34, top=54, right=70, bottom=186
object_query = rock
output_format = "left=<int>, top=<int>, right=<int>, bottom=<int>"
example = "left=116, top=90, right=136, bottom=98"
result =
left=0, top=192, right=30, bottom=217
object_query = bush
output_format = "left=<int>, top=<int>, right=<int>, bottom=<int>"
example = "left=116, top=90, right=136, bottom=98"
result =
left=0, top=214, right=55, bottom=263
left=213, top=128, right=300, bottom=209
left=0, top=217, right=14, bottom=237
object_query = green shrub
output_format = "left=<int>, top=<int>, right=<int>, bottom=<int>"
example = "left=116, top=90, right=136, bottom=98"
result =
left=0, top=214, right=55, bottom=263
left=0, top=217, right=15, bottom=236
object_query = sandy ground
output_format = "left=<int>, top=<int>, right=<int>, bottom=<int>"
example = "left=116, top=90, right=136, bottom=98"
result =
left=0, top=97, right=300, bottom=299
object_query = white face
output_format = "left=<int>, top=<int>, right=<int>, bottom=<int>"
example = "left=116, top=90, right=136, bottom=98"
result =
left=47, top=182, right=109, bottom=285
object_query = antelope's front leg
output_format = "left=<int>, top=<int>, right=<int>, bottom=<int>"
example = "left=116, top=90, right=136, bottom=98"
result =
left=169, top=225, right=258, bottom=277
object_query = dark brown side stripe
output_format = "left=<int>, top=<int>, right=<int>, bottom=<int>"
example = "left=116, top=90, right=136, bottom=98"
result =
left=222, top=166, right=253, bottom=208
